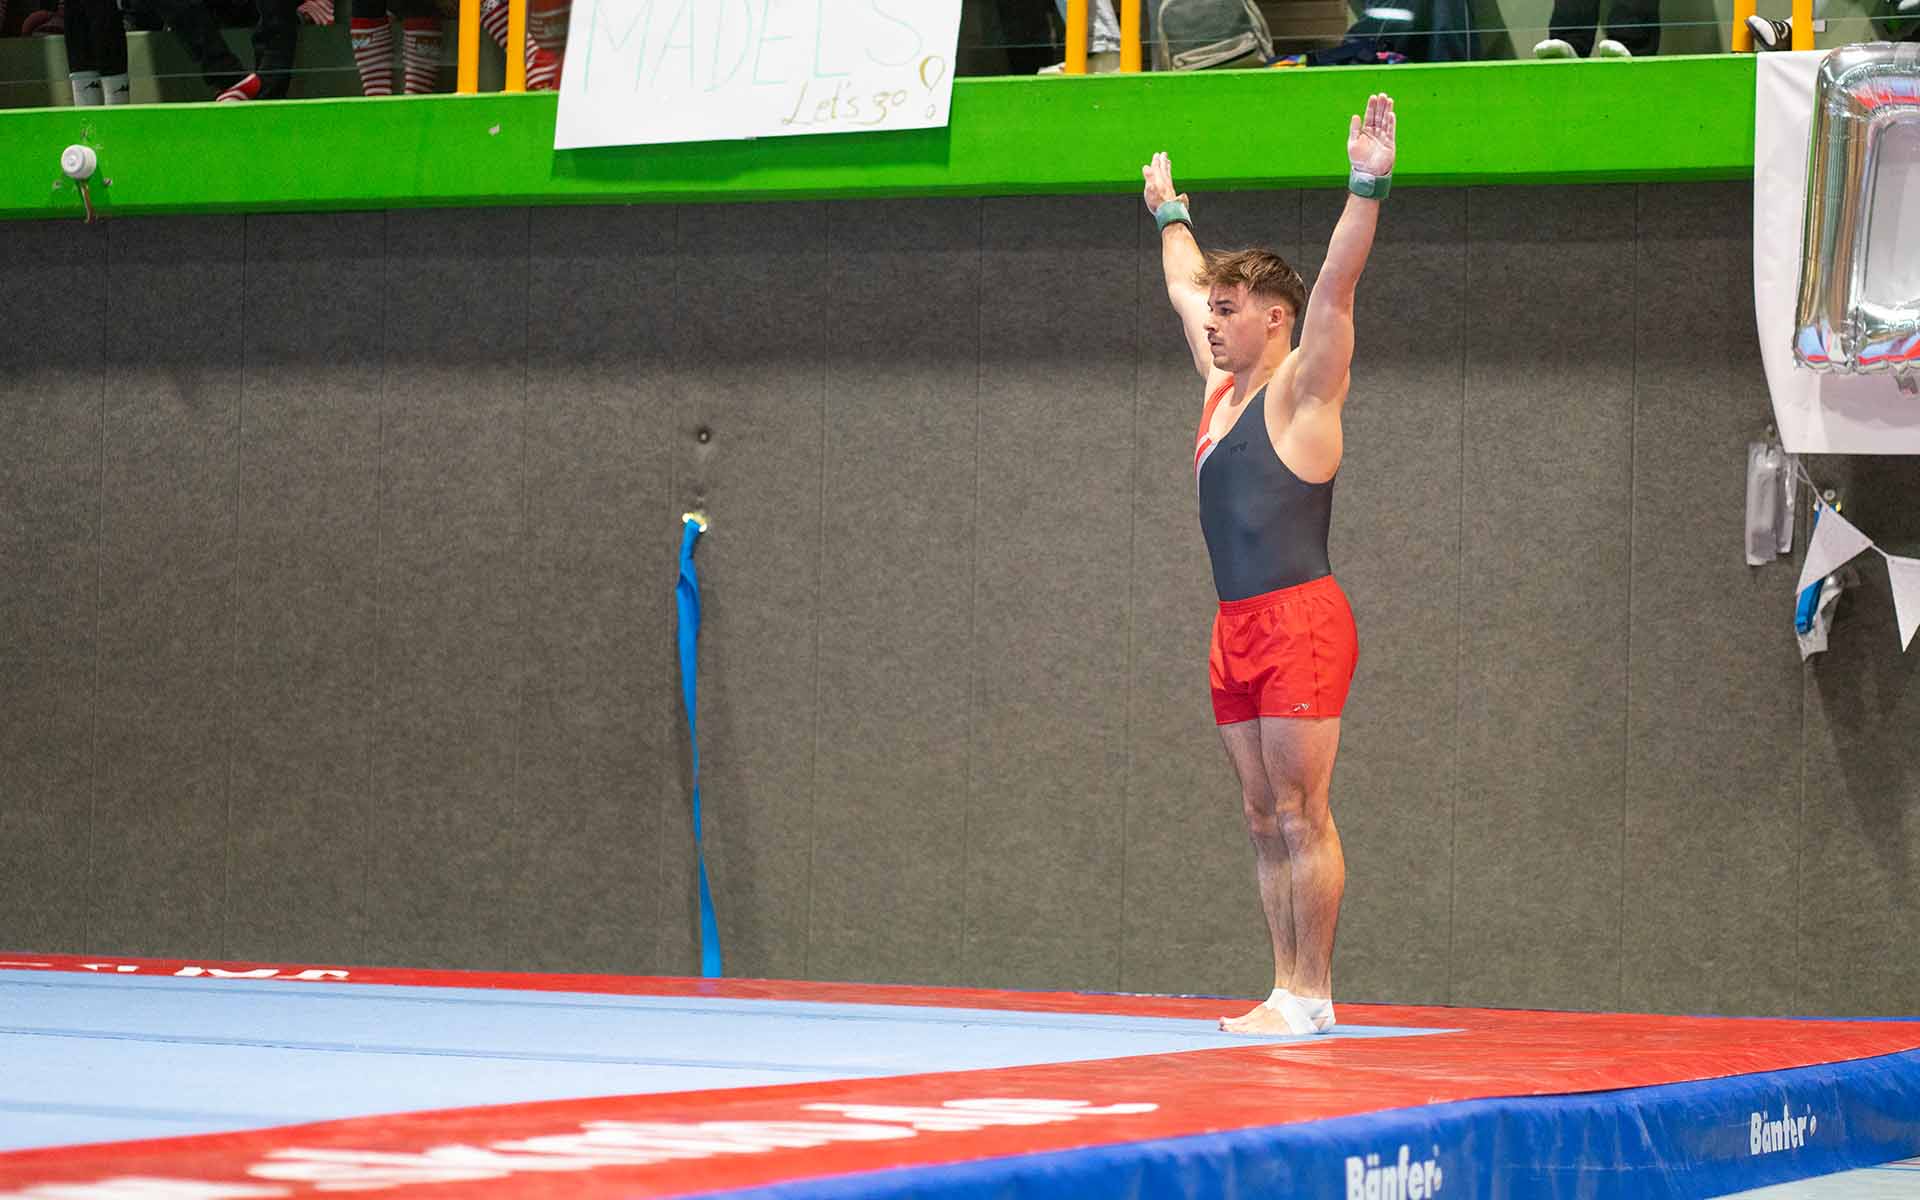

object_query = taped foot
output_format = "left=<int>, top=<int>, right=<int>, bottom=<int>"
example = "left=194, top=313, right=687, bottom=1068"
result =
left=1221, top=988, right=1322, bottom=1036
left=1281, top=991, right=1337, bottom=1033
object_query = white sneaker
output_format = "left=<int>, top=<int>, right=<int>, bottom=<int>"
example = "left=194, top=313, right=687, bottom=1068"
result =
left=1533, top=37, right=1577, bottom=58
left=1592, top=37, right=1632, bottom=56
left=1038, top=50, right=1122, bottom=74
left=1745, top=14, right=1792, bottom=47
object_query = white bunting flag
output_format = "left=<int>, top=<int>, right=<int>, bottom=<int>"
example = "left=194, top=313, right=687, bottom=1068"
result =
left=1886, top=554, right=1920, bottom=652
left=1796, top=505, right=1874, bottom=595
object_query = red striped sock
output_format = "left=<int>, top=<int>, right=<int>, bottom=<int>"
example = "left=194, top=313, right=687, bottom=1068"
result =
left=349, top=16, right=393, bottom=96
left=525, top=43, right=560, bottom=90
left=401, top=16, right=441, bottom=94
left=525, top=0, right=566, bottom=89
left=478, top=0, right=507, bottom=49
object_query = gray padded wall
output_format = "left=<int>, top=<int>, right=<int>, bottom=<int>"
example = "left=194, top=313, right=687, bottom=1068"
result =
left=1626, top=188, right=1804, bottom=1016
left=93, top=216, right=244, bottom=958
left=2, top=182, right=1915, bottom=1016
left=227, top=212, right=383, bottom=964
left=1453, top=186, right=1637, bottom=1012
left=0, top=221, right=103, bottom=954
left=1796, top=454, right=1920, bottom=1015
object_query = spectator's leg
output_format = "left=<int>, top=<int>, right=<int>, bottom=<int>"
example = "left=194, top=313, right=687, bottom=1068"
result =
left=250, top=0, right=298, bottom=97
left=994, top=0, right=1056, bottom=73
left=1546, top=0, right=1601, bottom=55
left=400, top=13, right=439, bottom=92
left=350, top=0, right=395, bottom=94
left=148, top=0, right=246, bottom=92
left=64, top=0, right=103, bottom=102
left=1045, top=0, right=1120, bottom=69
left=1603, top=0, right=1660, bottom=54
left=477, top=0, right=504, bottom=48
left=99, top=0, right=130, bottom=103
left=70, top=0, right=131, bottom=98
left=1086, top=0, right=1121, bottom=52
left=121, top=0, right=164, bottom=32
left=524, top=0, right=565, bottom=87
left=476, top=0, right=560, bottom=89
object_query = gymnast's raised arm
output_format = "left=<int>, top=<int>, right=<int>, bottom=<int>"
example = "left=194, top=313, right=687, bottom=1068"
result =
left=1293, top=94, right=1395, bottom=410
left=1142, top=152, right=1221, bottom=383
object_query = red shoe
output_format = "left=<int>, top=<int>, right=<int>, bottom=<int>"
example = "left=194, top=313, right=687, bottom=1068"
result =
left=215, top=72, right=262, bottom=101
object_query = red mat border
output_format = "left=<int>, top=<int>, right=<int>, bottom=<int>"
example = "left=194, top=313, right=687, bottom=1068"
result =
left=5, top=952, right=1919, bottom=1199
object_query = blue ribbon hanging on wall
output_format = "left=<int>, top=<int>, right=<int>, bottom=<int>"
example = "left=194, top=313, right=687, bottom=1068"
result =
left=675, top=512, right=723, bottom=978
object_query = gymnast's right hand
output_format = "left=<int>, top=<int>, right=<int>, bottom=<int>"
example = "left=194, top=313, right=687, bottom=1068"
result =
left=1142, top=151, right=1189, bottom=216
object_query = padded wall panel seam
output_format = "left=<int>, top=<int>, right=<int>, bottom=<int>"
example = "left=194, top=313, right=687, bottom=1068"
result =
left=92, top=216, right=246, bottom=959
left=656, top=204, right=681, bottom=977
left=1448, top=188, right=1469, bottom=1007
left=362, top=210, right=390, bottom=968
left=1118, top=200, right=1143, bottom=988
left=1452, top=185, right=1635, bottom=1012
left=515, top=206, right=679, bottom=974
left=967, top=194, right=1133, bottom=992
left=962, top=198, right=981, bottom=982
left=1619, top=187, right=1637, bottom=1008
left=0, top=222, right=106, bottom=955
left=1622, top=182, right=1800, bottom=1016
left=225, top=213, right=385, bottom=966
left=223, top=226, right=244, bottom=961
left=806, top=198, right=980, bottom=986
left=361, top=207, right=531, bottom=969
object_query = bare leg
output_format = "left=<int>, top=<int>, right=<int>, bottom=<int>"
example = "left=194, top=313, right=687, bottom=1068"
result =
left=1219, top=716, right=1344, bottom=1035
left=1216, top=718, right=1297, bottom=1031
left=1262, top=715, right=1344, bottom=1000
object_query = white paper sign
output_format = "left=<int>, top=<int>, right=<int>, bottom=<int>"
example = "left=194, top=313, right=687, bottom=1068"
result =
left=554, top=0, right=962, bottom=151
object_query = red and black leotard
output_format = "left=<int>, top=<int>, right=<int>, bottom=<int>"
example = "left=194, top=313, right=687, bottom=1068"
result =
left=1194, top=376, right=1336, bottom=603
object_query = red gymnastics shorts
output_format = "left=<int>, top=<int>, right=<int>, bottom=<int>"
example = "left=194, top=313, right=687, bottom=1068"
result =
left=1208, top=575, right=1358, bottom=724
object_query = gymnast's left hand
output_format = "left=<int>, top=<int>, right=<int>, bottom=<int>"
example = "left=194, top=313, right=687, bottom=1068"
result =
left=1347, top=93, right=1395, bottom=177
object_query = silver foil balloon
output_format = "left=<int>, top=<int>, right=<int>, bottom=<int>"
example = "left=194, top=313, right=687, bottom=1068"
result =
left=1792, top=42, right=1920, bottom=376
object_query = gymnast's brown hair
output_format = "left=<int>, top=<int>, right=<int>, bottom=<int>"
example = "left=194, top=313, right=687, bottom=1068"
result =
left=1194, top=249, right=1308, bottom=321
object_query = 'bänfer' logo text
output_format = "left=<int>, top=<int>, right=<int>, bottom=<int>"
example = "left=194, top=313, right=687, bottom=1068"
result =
left=1750, top=1102, right=1817, bottom=1156
left=1346, top=1144, right=1443, bottom=1200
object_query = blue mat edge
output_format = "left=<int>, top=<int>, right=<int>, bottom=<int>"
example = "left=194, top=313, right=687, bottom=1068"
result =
left=708, top=1047, right=1920, bottom=1200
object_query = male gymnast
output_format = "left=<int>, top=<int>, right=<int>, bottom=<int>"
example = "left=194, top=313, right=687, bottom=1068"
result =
left=1141, top=93, right=1395, bottom=1035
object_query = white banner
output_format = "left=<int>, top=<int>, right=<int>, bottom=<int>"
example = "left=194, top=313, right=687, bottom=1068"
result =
left=1753, top=51, right=1920, bottom=454
left=1795, top=502, right=1874, bottom=594
left=1887, top=553, right=1920, bottom=651
left=554, top=0, right=963, bottom=151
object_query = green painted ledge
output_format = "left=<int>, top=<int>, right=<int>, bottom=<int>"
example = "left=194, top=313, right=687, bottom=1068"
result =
left=2, top=55, right=1755, bottom=220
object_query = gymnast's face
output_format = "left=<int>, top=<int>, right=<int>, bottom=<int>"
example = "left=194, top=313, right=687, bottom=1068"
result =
left=1204, top=284, right=1290, bottom=372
